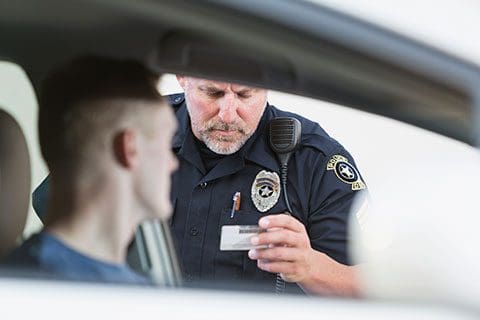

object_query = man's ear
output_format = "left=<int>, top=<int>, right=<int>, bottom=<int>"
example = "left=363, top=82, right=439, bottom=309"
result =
left=113, top=129, right=138, bottom=169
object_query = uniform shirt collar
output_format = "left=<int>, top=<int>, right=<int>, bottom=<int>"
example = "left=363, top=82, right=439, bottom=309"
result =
left=172, top=102, right=188, bottom=150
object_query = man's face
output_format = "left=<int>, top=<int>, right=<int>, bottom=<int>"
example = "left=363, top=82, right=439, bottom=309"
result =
left=177, top=77, right=268, bottom=155
left=137, top=104, right=178, bottom=220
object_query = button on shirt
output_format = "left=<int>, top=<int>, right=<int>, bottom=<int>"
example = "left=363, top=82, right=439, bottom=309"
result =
left=168, top=93, right=367, bottom=293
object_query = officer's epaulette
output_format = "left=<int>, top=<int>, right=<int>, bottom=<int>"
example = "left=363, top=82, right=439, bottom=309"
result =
left=301, top=132, right=344, bottom=157
left=269, top=105, right=342, bottom=157
left=165, top=93, right=185, bottom=110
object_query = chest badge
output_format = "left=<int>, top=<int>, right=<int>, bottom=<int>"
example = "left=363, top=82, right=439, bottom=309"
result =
left=327, top=155, right=366, bottom=190
left=251, top=170, right=281, bottom=212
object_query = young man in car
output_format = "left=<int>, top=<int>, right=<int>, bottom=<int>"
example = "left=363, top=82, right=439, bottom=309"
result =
left=6, top=56, right=178, bottom=284
left=32, top=75, right=365, bottom=294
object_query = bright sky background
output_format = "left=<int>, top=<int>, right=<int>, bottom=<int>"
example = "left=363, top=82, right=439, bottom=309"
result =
left=313, top=0, right=480, bottom=66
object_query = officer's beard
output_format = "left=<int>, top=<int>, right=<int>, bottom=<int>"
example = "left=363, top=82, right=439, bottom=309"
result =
left=196, top=121, right=254, bottom=155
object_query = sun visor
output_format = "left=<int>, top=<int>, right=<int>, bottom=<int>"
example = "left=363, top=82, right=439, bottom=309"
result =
left=150, top=31, right=295, bottom=91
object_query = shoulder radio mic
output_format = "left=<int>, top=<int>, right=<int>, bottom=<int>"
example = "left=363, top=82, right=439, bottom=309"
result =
left=268, top=117, right=301, bottom=295
left=268, top=117, right=301, bottom=214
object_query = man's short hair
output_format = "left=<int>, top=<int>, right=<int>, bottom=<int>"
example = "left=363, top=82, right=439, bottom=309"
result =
left=38, top=56, right=164, bottom=175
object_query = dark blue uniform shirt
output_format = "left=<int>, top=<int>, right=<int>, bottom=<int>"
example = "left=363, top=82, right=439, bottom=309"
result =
left=32, top=93, right=366, bottom=293
left=167, top=94, right=366, bottom=292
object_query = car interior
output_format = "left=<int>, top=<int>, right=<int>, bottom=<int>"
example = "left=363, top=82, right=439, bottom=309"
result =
left=0, top=109, right=30, bottom=260
left=2, top=0, right=480, bottom=316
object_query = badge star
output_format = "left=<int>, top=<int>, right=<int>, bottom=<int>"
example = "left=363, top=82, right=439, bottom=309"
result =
left=259, top=185, right=273, bottom=198
left=339, top=164, right=355, bottom=179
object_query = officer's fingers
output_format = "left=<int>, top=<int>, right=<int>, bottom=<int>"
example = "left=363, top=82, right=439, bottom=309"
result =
left=248, top=247, right=300, bottom=262
left=259, top=214, right=306, bottom=233
left=256, top=260, right=299, bottom=279
left=252, top=229, right=302, bottom=247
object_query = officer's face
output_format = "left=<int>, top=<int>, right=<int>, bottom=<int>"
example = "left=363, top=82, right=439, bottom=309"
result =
left=177, top=76, right=268, bottom=155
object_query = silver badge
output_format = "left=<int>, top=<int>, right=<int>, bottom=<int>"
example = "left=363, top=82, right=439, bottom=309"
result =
left=251, top=170, right=280, bottom=212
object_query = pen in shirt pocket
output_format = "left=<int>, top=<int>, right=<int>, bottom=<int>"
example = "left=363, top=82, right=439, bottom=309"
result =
left=230, top=192, right=241, bottom=218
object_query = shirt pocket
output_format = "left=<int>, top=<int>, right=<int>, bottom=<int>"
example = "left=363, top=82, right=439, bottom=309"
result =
left=219, top=208, right=263, bottom=227
left=214, top=207, right=264, bottom=281
left=217, top=207, right=264, bottom=253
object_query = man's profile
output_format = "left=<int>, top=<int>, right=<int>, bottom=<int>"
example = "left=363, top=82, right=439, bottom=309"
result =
left=5, top=56, right=178, bottom=284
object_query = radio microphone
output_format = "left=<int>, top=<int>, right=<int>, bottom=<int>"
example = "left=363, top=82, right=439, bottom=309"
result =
left=268, top=117, right=301, bottom=214
left=268, top=117, right=302, bottom=294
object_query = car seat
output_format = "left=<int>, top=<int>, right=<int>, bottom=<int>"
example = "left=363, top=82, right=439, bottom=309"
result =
left=0, top=108, right=30, bottom=259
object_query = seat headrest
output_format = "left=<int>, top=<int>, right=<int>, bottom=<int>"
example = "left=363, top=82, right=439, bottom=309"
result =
left=0, top=109, right=31, bottom=258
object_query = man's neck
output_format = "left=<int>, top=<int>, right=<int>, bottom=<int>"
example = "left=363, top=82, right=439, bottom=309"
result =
left=194, top=137, right=226, bottom=172
left=45, top=186, right=138, bottom=265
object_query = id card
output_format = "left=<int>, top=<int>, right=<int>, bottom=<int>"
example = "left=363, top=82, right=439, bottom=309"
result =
left=220, top=225, right=267, bottom=251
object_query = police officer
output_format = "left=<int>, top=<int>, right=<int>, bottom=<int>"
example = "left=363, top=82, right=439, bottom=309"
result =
left=169, top=77, right=365, bottom=295
left=33, top=76, right=365, bottom=295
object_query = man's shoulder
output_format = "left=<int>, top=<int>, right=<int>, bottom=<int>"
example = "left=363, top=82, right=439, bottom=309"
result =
left=4, top=233, right=149, bottom=284
left=4, top=233, right=47, bottom=268
left=165, top=93, right=188, bottom=148
left=165, top=93, right=185, bottom=110
left=267, top=104, right=345, bottom=156
left=5, top=232, right=75, bottom=271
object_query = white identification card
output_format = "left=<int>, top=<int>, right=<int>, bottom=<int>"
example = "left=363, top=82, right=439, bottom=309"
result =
left=220, top=225, right=267, bottom=251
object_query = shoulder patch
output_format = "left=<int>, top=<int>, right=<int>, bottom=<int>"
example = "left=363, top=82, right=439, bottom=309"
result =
left=326, top=155, right=365, bottom=190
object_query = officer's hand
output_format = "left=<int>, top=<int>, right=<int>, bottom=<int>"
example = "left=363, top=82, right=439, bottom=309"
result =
left=247, top=213, right=315, bottom=283
left=248, top=213, right=359, bottom=296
